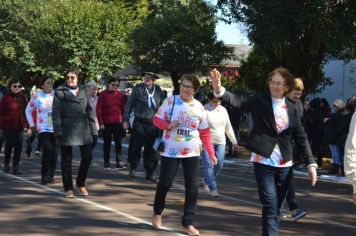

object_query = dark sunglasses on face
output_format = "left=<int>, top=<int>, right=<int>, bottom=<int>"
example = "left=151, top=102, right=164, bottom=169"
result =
left=66, top=75, right=76, bottom=80
left=110, top=84, right=118, bottom=87
left=12, top=85, right=21, bottom=89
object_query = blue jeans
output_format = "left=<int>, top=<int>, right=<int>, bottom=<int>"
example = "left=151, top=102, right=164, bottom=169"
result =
left=201, top=144, right=225, bottom=191
left=329, top=144, right=342, bottom=165
left=253, top=163, right=292, bottom=236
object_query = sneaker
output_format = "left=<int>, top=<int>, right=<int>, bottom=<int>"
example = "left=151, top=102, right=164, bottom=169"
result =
left=35, top=150, right=40, bottom=155
left=291, top=209, right=307, bottom=221
left=40, top=179, right=48, bottom=185
left=152, top=214, right=162, bottom=229
left=129, top=169, right=136, bottom=178
left=115, top=162, right=127, bottom=170
left=182, top=225, right=200, bottom=236
left=145, top=175, right=158, bottom=183
left=202, top=178, right=210, bottom=193
left=48, top=178, right=55, bottom=184
left=104, top=162, right=110, bottom=170
left=75, top=185, right=89, bottom=196
left=279, top=210, right=288, bottom=219
left=65, top=190, right=74, bottom=198
left=210, top=189, right=219, bottom=197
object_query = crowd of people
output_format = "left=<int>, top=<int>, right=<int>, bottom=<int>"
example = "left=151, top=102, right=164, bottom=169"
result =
left=0, top=67, right=355, bottom=236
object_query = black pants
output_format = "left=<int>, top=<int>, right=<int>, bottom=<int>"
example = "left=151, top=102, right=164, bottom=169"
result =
left=153, top=156, right=199, bottom=227
left=102, top=123, right=122, bottom=163
left=3, top=129, right=23, bottom=168
left=128, top=121, right=158, bottom=171
left=38, top=132, right=58, bottom=181
left=60, top=144, right=92, bottom=191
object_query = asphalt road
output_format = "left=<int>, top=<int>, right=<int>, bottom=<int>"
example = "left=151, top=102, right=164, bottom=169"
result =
left=0, top=137, right=355, bottom=236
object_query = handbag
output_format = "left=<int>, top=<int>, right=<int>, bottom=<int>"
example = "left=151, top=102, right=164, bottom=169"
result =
left=153, top=96, right=176, bottom=152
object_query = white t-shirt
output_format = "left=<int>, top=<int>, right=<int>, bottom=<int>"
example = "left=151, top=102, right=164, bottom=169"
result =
left=250, top=97, right=293, bottom=167
left=155, top=95, right=208, bottom=158
left=25, top=90, right=54, bottom=133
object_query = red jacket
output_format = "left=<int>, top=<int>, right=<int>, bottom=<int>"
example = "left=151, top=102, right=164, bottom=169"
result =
left=0, top=93, right=29, bottom=130
left=96, top=89, right=125, bottom=125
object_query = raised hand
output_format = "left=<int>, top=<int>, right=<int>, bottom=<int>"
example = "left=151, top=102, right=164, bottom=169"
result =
left=210, top=68, right=222, bottom=93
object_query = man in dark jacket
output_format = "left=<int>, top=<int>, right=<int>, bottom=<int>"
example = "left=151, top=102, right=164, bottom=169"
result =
left=123, top=72, right=165, bottom=182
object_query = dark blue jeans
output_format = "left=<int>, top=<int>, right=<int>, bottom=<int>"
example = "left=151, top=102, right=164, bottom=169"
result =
left=253, top=162, right=292, bottom=236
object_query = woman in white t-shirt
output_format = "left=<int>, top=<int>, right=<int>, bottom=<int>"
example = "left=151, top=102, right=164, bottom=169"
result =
left=151, top=75, right=217, bottom=236
left=26, top=76, right=58, bottom=185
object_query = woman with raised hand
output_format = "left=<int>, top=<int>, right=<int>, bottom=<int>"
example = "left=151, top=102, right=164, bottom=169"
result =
left=53, top=68, right=98, bottom=198
left=151, top=75, right=217, bottom=236
left=210, top=67, right=317, bottom=236
left=26, top=76, right=58, bottom=185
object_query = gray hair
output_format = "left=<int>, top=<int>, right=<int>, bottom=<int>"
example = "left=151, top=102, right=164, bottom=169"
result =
left=86, top=81, right=97, bottom=88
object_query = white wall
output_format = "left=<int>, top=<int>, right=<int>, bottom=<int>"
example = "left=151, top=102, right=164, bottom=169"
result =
left=308, top=59, right=356, bottom=105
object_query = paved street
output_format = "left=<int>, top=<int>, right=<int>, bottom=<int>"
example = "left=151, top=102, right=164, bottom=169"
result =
left=0, top=138, right=355, bottom=236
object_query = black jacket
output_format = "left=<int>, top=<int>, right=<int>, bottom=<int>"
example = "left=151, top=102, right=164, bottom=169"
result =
left=221, top=91, right=315, bottom=165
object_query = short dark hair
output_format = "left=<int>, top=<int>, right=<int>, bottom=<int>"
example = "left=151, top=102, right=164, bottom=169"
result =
left=40, top=76, right=53, bottom=86
left=207, top=92, right=217, bottom=101
left=107, top=76, right=118, bottom=84
left=180, top=74, right=200, bottom=92
left=66, top=68, right=81, bottom=79
left=8, top=78, right=21, bottom=89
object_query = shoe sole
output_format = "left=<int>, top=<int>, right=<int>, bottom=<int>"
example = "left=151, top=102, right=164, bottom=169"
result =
left=291, top=212, right=307, bottom=221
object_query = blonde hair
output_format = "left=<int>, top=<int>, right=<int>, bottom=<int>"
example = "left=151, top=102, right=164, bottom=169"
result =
left=292, top=78, right=304, bottom=91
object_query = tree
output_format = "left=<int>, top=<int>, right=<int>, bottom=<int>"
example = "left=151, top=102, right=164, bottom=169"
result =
left=131, top=0, right=233, bottom=92
left=216, top=0, right=355, bottom=94
left=0, top=0, right=148, bottom=86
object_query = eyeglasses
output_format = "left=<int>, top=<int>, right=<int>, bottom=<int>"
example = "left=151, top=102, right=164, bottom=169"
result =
left=12, top=85, right=21, bottom=89
left=269, top=81, right=285, bottom=87
left=110, top=84, right=118, bottom=87
left=66, top=76, right=76, bottom=80
left=212, top=100, right=221, bottom=103
left=180, top=83, right=194, bottom=90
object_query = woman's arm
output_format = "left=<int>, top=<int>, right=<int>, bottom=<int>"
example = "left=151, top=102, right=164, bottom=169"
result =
left=199, top=128, right=216, bottom=161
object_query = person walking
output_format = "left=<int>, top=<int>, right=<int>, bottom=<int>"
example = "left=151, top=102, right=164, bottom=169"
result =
left=283, top=78, right=308, bottom=221
left=151, top=75, right=217, bottom=236
left=210, top=67, right=317, bottom=236
left=96, top=76, right=127, bottom=170
left=0, top=79, right=29, bottom=174
left=0, top=84, right=9, bottom=152
left=344, top=111, right=356, bottom=205
left=202, top=92, right=238, bottom=197
left=86, top=81, right=99, bottom=151
left=123, top=72, right=165, bottom=182
left=53, top=68, right=98, bottom=198
left=25, top=76, right=58, bottom=185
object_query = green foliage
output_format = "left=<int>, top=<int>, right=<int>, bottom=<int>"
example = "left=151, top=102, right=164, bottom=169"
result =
left=216, top=0, right=355, bottom=94
left=131, top=0, right=234, bottom=92
left=0, top=0, right=148, bottom=86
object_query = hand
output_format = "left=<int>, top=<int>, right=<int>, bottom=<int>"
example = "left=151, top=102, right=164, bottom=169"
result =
left=99, top=124, right=105, bottom=130
left=168, top=120, right=179, bottom=130
left=353, top=194, right=356, bottom=206
left=210, top=68, right=222, bottom=94
left=26, top=128, right=32, bottom=138
left=211, top=156, right=218, bottom=166
left=123, top=122, right=129, bottom=130
left=233, top=143, right=239, bottom=153
left=308, top=166, right=317, bottom=187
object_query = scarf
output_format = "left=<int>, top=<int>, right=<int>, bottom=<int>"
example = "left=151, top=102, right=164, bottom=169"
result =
left=146, top=85, right=156, bottom=108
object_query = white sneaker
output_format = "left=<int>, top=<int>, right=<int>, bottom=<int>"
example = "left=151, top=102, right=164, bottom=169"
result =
left=210, top=189, right=219, bottom=197
left=35, top=150, right=40, bottom=155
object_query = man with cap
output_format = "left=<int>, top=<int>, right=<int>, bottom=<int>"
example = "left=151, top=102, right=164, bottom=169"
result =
left=123, top=72, right=165, bottom=182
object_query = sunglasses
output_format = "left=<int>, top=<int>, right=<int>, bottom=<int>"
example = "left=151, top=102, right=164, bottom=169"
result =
left=66, top=75, right=76, bottom=80
left=110, top=84, right=118, bottom=87
left=12, top=85, right=21, bottom=89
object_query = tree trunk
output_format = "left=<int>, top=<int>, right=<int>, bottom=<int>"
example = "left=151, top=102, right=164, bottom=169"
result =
left=170, top=71, right=181, bottom=95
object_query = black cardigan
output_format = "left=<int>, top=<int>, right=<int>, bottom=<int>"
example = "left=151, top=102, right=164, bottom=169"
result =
left=221, top=90, right=315, bottom=165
